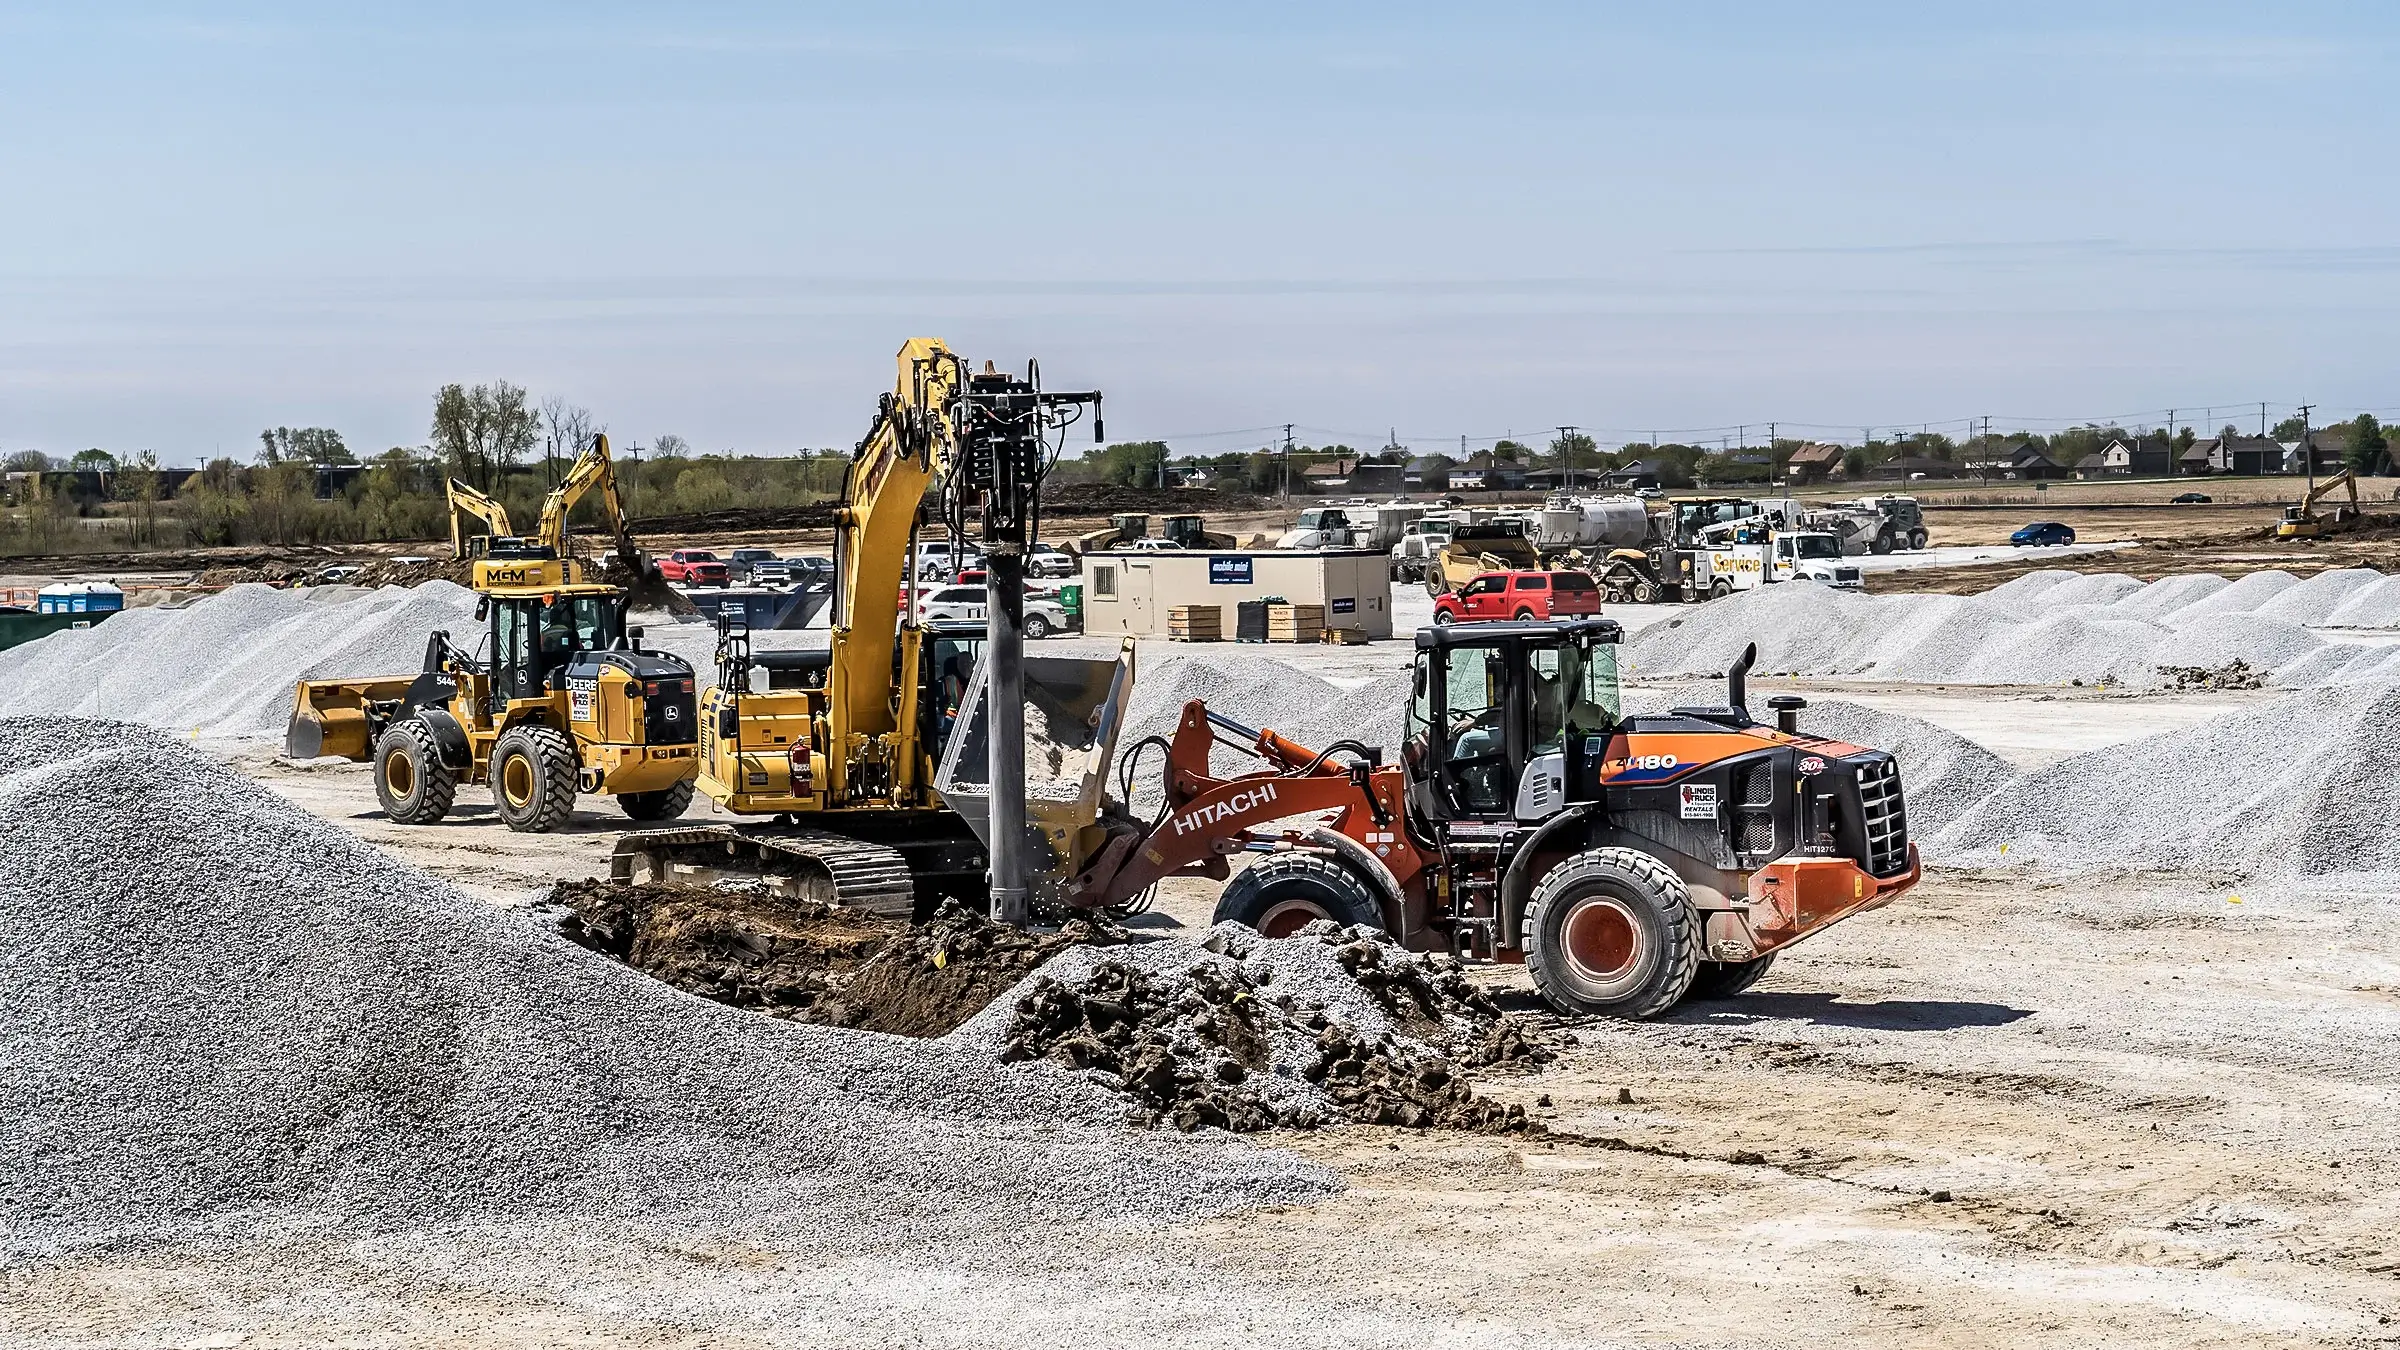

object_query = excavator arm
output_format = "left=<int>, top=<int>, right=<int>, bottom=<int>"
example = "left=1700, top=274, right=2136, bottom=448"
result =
left=446, top=479, right=515, bottom=560
left=535, top=432, right=646, bottom=582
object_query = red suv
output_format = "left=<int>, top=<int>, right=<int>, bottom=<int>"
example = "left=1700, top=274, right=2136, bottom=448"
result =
left=1432, top=570, right=1601, bottom=624
left=659, top=549, right=730, bottom=586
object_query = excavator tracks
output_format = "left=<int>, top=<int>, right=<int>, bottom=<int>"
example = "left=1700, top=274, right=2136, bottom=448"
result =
left=611, top=817, right=984, bottom=919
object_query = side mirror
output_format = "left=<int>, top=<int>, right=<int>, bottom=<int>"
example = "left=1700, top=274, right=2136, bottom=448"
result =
left=473, top=596, right=489, bottom=621
left=628, top=625, right=645, bottom=649
left=715, top=705, right=739, bottom=740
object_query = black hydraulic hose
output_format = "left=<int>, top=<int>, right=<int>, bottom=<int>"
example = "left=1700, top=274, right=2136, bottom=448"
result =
left=1117, top=734, right=1172, bottom=814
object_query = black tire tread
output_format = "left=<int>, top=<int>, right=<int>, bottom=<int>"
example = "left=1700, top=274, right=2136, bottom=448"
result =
left=1215, top=853, right=1385, bottom=933
left=1687, top=952, right=1778, bottom=1000
left=374, top=720, right=456, bottom=825
left=618, top=779, right=696, bottom=822
left=492, top=724, right=578, bottom=833
left=1522, top=846, right=1700, bottom=1019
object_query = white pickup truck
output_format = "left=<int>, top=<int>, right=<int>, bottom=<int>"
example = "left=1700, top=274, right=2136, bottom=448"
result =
left=1693, top=530, right=1864, bottom=597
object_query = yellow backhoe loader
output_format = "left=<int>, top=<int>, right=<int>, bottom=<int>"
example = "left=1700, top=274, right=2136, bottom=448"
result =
left=288, top=434, right=701, bottom=830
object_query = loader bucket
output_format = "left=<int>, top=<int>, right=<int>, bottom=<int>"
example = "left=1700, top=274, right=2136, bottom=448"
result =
left=286, top=675, right=415, bottom=761
left=933, top=641, right=1137, bottom=894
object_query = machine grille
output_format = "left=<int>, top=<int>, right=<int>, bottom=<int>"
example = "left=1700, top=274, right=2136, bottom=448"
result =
left=1739, top=764, right=1775, bottom=806
left=1737, top=814, right=1776, bottom=855
left=1855, top=756, right=1909, bottom=876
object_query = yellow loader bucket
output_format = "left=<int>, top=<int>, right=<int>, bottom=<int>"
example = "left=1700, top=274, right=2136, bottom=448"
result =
left=287, top=676, right=416, bottom=761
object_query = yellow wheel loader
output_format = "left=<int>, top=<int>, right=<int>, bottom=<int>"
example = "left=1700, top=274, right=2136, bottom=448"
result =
left=288, top=435, right=702, bottom=831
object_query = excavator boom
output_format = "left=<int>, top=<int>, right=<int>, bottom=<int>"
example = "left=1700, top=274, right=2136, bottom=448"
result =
left=446, top=480, right=515, bottom=560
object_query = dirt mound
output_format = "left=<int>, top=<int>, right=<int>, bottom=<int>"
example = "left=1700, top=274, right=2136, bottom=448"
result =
left=551, top=880, right=899, bottom=1016
left=992, top=924, right=1556, bottom=1135
left=347, top=556, right=474, bottom=588
left=551, top=884, right=1112, bottom=1038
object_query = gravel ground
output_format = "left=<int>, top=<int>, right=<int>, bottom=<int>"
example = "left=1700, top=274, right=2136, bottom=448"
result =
left=0, top=718, right=1334, bottom=1262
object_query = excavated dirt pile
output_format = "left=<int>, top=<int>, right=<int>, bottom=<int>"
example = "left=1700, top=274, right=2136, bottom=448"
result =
left=551, top=882, right=1114, bottom=1038
left=981, top=923, right=1556, bottom=1135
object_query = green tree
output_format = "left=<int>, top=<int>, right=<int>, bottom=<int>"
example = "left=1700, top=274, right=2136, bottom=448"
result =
left=430, top=382, right=539, bottom=489
left=2272, top=414, right=2311, bottom=442
left=70, top=448, right=118, bottom=474
left=1843, top=448, right=1870, bottom=477
left=1549, top=430, right=1599, bottom=482
left=1088, top=440, right=1171, bottom=487
left=3, top=449, right=54, bottom=473
left=2343, top=414, right=2388, bottom=475
left=1490, top=439, right=1532, bottom=464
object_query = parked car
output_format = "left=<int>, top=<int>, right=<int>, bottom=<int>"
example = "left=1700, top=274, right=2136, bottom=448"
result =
left=2010, top=522, right=2077, bottom=547
left=783, top=555, right=835, bottom=587
left=2171, top=492, right=2212, bottom=504
left=1431, top=570, right=1604, bottom=625
left=1123, top=537, right=1182, bottom=552
left=915, top=541, right=984, bottom=580
left=913, top=584, right=1071, bottom=638
left=660, top=549, right=731, bottom=585
left=724, top=547, right=786, bottom=584
left=1026, top=543, right=1077, bottom=578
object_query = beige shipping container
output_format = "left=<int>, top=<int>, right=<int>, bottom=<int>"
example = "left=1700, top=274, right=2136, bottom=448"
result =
left=1077, top=549, right=1394, bottom=640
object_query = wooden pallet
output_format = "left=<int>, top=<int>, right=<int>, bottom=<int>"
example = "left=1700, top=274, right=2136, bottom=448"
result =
left=1266, top=603, right=1326, bottom=643
left=1167, top=605, right=1223, bottom=642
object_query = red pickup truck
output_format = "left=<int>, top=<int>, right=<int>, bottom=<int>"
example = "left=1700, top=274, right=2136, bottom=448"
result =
left=1432, top=569, right=1602, bottom=624
left=659, top=549, right=730, bottom=586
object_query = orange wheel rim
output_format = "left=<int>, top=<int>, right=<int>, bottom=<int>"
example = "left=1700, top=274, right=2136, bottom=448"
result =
left=1256, top=898, right=1332, bottom=939
left=1563, top=897, right=1642, bottom=982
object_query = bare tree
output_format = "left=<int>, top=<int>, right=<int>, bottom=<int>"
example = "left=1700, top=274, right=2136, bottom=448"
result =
left=540, top=396, right=602, bottom=484
left=430, top=381, right=540, bottom=490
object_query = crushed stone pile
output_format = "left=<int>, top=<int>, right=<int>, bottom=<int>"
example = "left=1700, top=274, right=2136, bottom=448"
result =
left=1932, top=680, right=2400, bottom=880
left=0, top=582, right=482, bottom=742
left=0, top=718, right=1334, bottom=1254
left=951, top=924, right=1554, bottom=1135
left=1623, top=568, right=2397, bottom=690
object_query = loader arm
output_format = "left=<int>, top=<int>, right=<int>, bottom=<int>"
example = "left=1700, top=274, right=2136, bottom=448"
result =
left=445, top=479, right=515, bottom=559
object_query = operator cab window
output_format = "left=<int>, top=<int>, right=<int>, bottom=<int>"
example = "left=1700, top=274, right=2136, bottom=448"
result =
left=1440, top=645, right=1512, bottom=816
left=1529, top=640, right=1621, bottom=753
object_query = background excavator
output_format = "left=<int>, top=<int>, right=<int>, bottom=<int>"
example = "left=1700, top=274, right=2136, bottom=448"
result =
left=2276, top=469, right=2362, bottom=540
left=610, top=339, right=1107, bottom=918
left=289, top=434, right=701, bottom=830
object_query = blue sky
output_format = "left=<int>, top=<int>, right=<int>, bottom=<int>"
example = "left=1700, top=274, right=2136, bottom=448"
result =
left=2, top=2, right=2394, bottom=463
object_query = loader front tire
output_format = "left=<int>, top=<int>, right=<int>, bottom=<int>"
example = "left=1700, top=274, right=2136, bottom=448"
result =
left=374, top=720, right=456, bottom=825
left=1215, top=854, right=1385, bottom=939
left=491, top=724, right=578, bottom=833
left=617, top=780, right=695, bottom=822
left=1524, top=847, right=1699, bottom=1019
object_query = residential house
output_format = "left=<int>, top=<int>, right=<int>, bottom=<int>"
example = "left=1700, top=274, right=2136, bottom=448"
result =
left=1867, top=455, right=1962, bottom=481
left=2177, top=439, right=2230, bottom=475
left=1402, top=455, right=1453, bottom=492
left=1962, top=441, right=2067, bottom=480
left=2295, top=429, right=2353, bottom=475
left=1698, top=452, right=1775, bottom=484
left=1784, top=442, right=1848, bottom=484
left=1300, top=457, right=1358, bottom=488
left=1599, top=458, right=1666, bottom=489
left=1449, top=451, right=1528, bottom=492
left=2091, top=438, right=2174, bottom=476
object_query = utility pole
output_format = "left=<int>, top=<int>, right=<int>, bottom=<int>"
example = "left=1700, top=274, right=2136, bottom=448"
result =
left=2298, top=403, right=2315, bottom=498
left=2259, top=402, right=2268, bottom=439
left=1281, top=424, right=1294, bottom=502
left=1557, top=425, right=1578, bottom=490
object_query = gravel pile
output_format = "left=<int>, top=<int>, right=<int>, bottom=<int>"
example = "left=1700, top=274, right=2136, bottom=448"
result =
left=949, top=923, right=1550, bottom=1134
left=1623, top=569, right=2397, bottom=690
left=0, top=718, right=1334, bottom=1255
left=0, top=582, right=481, bottom=742
left=1932, top=680, right=2400, bottom=880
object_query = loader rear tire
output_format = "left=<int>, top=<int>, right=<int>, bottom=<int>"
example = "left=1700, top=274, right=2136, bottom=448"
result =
left=491, top=724, right=577, bottom=833
left=617, top=780, right=695, bottom=822
left=1524, top=847, right=1699, bottom=1019
left=1908, top=528, right=1928, bottom=550
left=1215, top=854, right=1385, bottom=939
left=1686, top=952, right=1777, bottom=1000
left=374, top=720, right=456, bottom=825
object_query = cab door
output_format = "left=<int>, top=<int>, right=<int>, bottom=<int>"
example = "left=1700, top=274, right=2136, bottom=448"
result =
left=491, top=599, right=542, bottom=707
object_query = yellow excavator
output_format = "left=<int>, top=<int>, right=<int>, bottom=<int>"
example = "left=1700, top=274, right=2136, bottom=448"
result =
left=2276, top=470, right=2362, bottom=540
left=288, top=434, right=701, bottom=830
left=611, top=339, right=1119, bottom=918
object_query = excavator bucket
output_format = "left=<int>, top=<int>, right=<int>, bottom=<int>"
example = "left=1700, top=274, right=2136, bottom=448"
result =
left=286, top=675, right=416, bottom=761
left=933, top=641, right=1137, bottom=899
